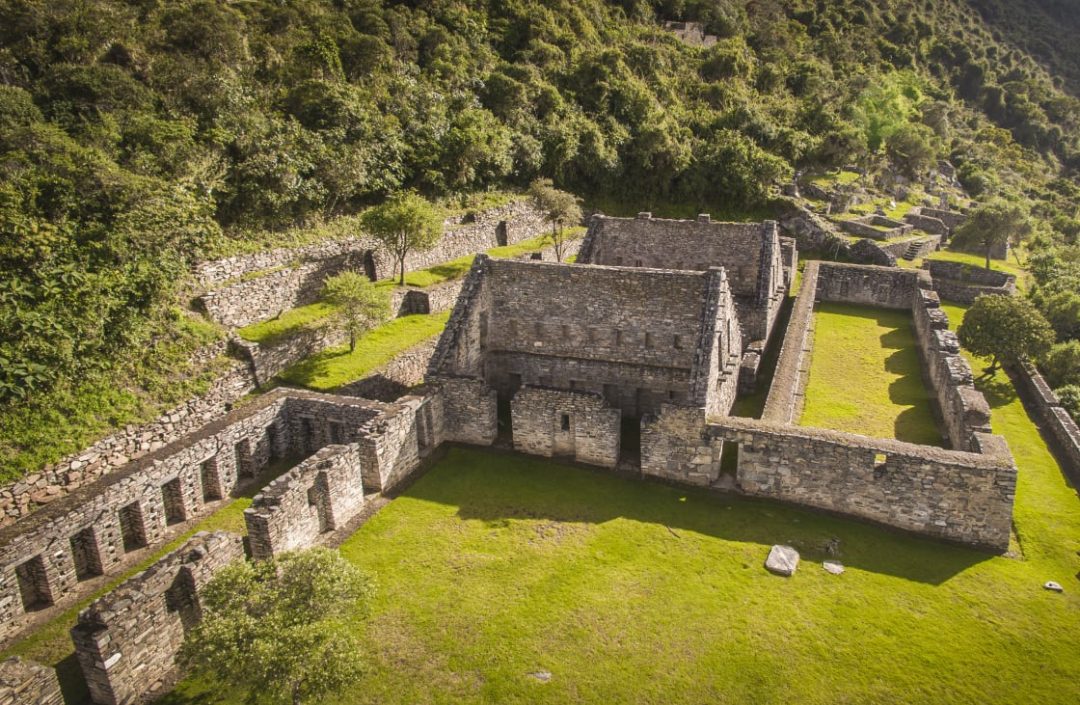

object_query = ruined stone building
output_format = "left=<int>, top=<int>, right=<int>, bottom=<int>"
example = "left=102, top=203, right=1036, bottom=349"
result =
left=577, top=214, right=794, bottom=388
left=428, top=252, right=744, bottom=466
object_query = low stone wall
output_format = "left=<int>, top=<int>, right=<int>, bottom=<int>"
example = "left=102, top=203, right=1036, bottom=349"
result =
left=354, top=391, right=444, bottom=492
left=245, top=445, right=365, bottom=559
left=431, top=376, right=498, bottom=446
left=0, top=395, right=288, bottom=642
left=1, top=348, right=257, bottom=524
left=762, top=261, right=819, bottom=424
left=0, top=657, right=62, bottom=705
left=337, top=337, right=438, bottom=402
left=195, top=201, right=547, bottom=328
left=511, top=387, right=621, bottom=468
left=815, top=261, right=925, bottom=309
left=1015, top=363, right=1080, bottom=479
left=918, top=207, right=967, bottom=231
left=903, top=211, right=949, bottom=235
left=71, top=531, right=244, bottom=705
left=839, top=215, right=912, bottom=241
left=925, top=260, right=1016, bottom=304
left=912, top=288, right=992, bottom=450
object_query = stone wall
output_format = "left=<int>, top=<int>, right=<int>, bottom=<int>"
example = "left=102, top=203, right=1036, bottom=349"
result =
left=0, top=395, right=288, bottom=641
left=925, top=260, right=1017, bottom=304
left=337, top=337, right=438, bottom=402
left=762, top=261, right=820, bottom=423
left=431, top=376, right=498, bottom=446
left=839, top=214, right=913, bottom=241
left=912, top=288, right=992, bottom=450
left=71, top=531, right=245, bottom=705
left=918, top=207, right=967, bottom=231
left=245, top=445, right=365, bottom=559
left=903, top=211, right=949, bottom=235
left=511, top=387, right=621, bottom=467
left=1, top=347, right=257, bottom=524
left=815, top=261, right=926, bottom=309
left=0, top=657, right=62, bottom=705
left=1015, top=363, right=1080, bottom=480
left=577, top=213, right=787, bottom=345
left=195, top=201, right=548, bottom=328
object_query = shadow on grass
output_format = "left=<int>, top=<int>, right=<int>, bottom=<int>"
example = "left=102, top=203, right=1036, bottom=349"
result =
left=406, top=447, right=992, bottom=586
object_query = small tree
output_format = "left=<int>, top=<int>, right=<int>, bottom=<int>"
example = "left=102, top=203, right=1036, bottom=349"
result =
left=361, top=192, right=442, bottom=285
left=953, top=200, right=1033, bottom=270
left=180, top=548, right=374, bottom=705
left=528, top=178, right=582, bottom=262
left=323, top=270, right=390, bottom=352
left=957, top=294, right=1055, bottom=374
left=1042, top=340, right=1080, bottom=389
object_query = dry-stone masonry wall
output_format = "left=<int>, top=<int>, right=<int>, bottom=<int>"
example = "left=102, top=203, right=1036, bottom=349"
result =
left=903, top=211, right=949, bottom=235
left=336, top=337, right=439, bottom=402
left=0, top=395, right=287, bottom=642
left=511, top=387, right=621, bottom=467
left=196, top=201, right=548, bottom=328
left=839, top=214, right=913, bottom=241
left=762, top=261, right=820, bottom=423
left=0, top=657, right=62, bottom=705
left=925, top=260, right=1016, bottom=304
left=577, top=213, right=787, bottom=347
left=245, top=444, right=365, bottom=559
left=71, top=531, right=244, bottom=705
left=1, top=347, right=257, bottom=524
left=1015, top=363, right=1080, bottom=480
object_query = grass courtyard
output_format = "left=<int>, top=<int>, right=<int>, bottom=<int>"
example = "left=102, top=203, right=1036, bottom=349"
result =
left=163, top=441, right=1080, bottom=705
left=800, top=301, right=943, bottom=445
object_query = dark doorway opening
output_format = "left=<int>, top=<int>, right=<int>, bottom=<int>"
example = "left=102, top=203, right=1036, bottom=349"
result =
left=620, top=416, right=641, bottom=470
left=363, top=251, right=377, bottom=281
left=70, top=527, right=103, bottom=582
left=15, top=556, right=52, bottom=611
left=118, top=502, right=148, bottom=552
left=495, top=220, right=509, bottom=247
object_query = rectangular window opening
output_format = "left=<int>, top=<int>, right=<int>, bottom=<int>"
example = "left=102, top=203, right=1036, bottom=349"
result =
left=673, top=334, right=683, bottom=350
left=162, top=477, right=187, bottom=526
left=235, top=438, right=253, bottom=478
left=645, top=332, right=654, bottom=349
left=560, top=414, right=571, bottom=432
left=15, top=556, right=52, bottom=611
left=70, top=527, right=103, bottom=582
left=201, top=457, right=223, bottom=502
left=329, top=420, right=345, bottom=445
left=118, top=502, right=147, bottom=553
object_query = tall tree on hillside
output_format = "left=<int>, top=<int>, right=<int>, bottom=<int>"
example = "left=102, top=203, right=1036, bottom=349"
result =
left=180, top=548, right=374, bottom=705
left=361, top=192, right=442, bottom=285
left=957, top=295, right=1054, bottom=374
left=528, top=178, right=583, bottom=262
left=953, top=200, right=1034, bottom=270
left=323, top=271, right=390, bottom=352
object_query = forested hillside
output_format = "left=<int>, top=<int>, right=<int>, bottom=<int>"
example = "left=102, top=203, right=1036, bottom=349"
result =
left=2, top=0, right=1080, bottom=470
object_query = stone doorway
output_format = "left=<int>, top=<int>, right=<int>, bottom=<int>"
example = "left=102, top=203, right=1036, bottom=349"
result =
left=619, top=416, right=641, bottom=471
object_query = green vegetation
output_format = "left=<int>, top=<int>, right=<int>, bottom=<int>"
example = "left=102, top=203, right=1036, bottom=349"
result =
left=181, top=549, right=373, bottom=705
left=322, top=272, right=391, bottom=353
left=808, top=170, right=862, bottom=188
left=957, top=295, right=1054, bottom=374
left=800, top=302, right=942, bottom=445
left=237, top=302, right=340, bottom=346
left=279, top=312, right=450, bottom=391
left=166, top=442, right=1080, bottom=705
left=362, top=193, right=444, bottom=286
left=0, top=311, right=227, bottom=482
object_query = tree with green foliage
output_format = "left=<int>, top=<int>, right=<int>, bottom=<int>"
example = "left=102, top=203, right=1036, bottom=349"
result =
left=180, top=548, right=374, bottom=705
left=953, top=201, right=1034, bottom=270
left=528, top=178, right=583, bottom=262
left=1041, top=340, right=1080, bottom=389
left=322, top=271, right=390, bottom=352
left=1040, top=290, right=1080, bottom=341
left=1056, top=385, right=1080, bottom=424
left=885, top=123, right=936, bottom=178
left=361, top=193, right=442, bottom=286
left=957, top=295, right=1055, bottom=373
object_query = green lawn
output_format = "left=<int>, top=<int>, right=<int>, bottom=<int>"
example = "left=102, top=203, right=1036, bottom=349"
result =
left=800, top=302, right=943, bottom=445
left=278, top=312, right=449, bottom=391
left=166, top=441, right=1080, bottom=705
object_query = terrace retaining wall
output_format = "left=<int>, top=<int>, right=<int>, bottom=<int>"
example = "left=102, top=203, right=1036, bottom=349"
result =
left=1014, top=363, right=1080, bottom=479
left=925, top=260, right=1016, bottom=304
left=0, top=657, right=62, bottom=705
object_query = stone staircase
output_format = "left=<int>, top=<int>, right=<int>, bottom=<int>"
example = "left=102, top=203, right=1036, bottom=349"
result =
left=901, top=239, right=924, bottom=261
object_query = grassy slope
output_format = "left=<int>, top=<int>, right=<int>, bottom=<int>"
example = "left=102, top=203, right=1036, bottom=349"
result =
left=277, top=312, right=450, bottom=391
left=167, top=441, right=1080, bottom=705
left=800, top=302, right=943, bottom=445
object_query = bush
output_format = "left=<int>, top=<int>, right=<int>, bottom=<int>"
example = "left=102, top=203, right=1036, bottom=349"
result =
left=1056, top=385, right=1080, bottom=423
left=1042, top=340, right=1080, bottom=389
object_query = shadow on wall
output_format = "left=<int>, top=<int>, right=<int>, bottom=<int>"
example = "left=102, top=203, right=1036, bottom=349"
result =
left=405, top=447, right=991, bottom=586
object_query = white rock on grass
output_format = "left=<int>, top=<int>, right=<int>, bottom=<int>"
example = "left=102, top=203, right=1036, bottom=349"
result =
left=765, top=545, right=800, bottom=576
left=1044, top=581, right=1064, bottom=593
left=822, top=560, right=845, bottom=575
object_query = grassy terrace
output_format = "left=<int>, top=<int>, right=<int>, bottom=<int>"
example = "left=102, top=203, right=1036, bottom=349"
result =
left=236, top=231, right=581, bottom=346
left=167, top=437, right=1080, bottom=705
left=278, top=311, right=450, bottom=391
left=800, top=301, right=942, bottom=445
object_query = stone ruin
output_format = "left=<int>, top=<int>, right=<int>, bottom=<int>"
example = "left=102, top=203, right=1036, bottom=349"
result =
left=0, top=211, right=1021, bottom=704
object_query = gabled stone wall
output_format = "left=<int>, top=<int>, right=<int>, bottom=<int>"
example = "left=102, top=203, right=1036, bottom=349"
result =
left=71, top=531, right=244, bottom=705
left=925, top=260, right=1016, bottom=304
left=815, top=261, right=925, bottom=309
left=511, top=387, right=621, bottom=467
left=245, top=445, right=365, bottom=559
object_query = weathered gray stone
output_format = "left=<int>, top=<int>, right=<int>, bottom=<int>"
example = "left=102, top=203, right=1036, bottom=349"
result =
left=765, top=545, right=800, bottom=576
left=823, top=560, right=845, bottom=575
left=1044, top=581, right=1064, bottom=593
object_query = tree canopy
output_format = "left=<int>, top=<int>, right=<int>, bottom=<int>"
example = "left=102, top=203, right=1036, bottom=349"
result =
left=528, top=178, right=583, bottom=262
left=957, top=295, right=1055, bottom=372
left=360, top=192, right=442, bottom=285
left=323, top=271, right=391, bottom=352
left=180, top=548, right=374, bottom=705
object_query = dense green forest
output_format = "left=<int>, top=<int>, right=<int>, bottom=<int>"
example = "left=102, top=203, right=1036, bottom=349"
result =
left=2, top=0, right=1080, bottom=463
